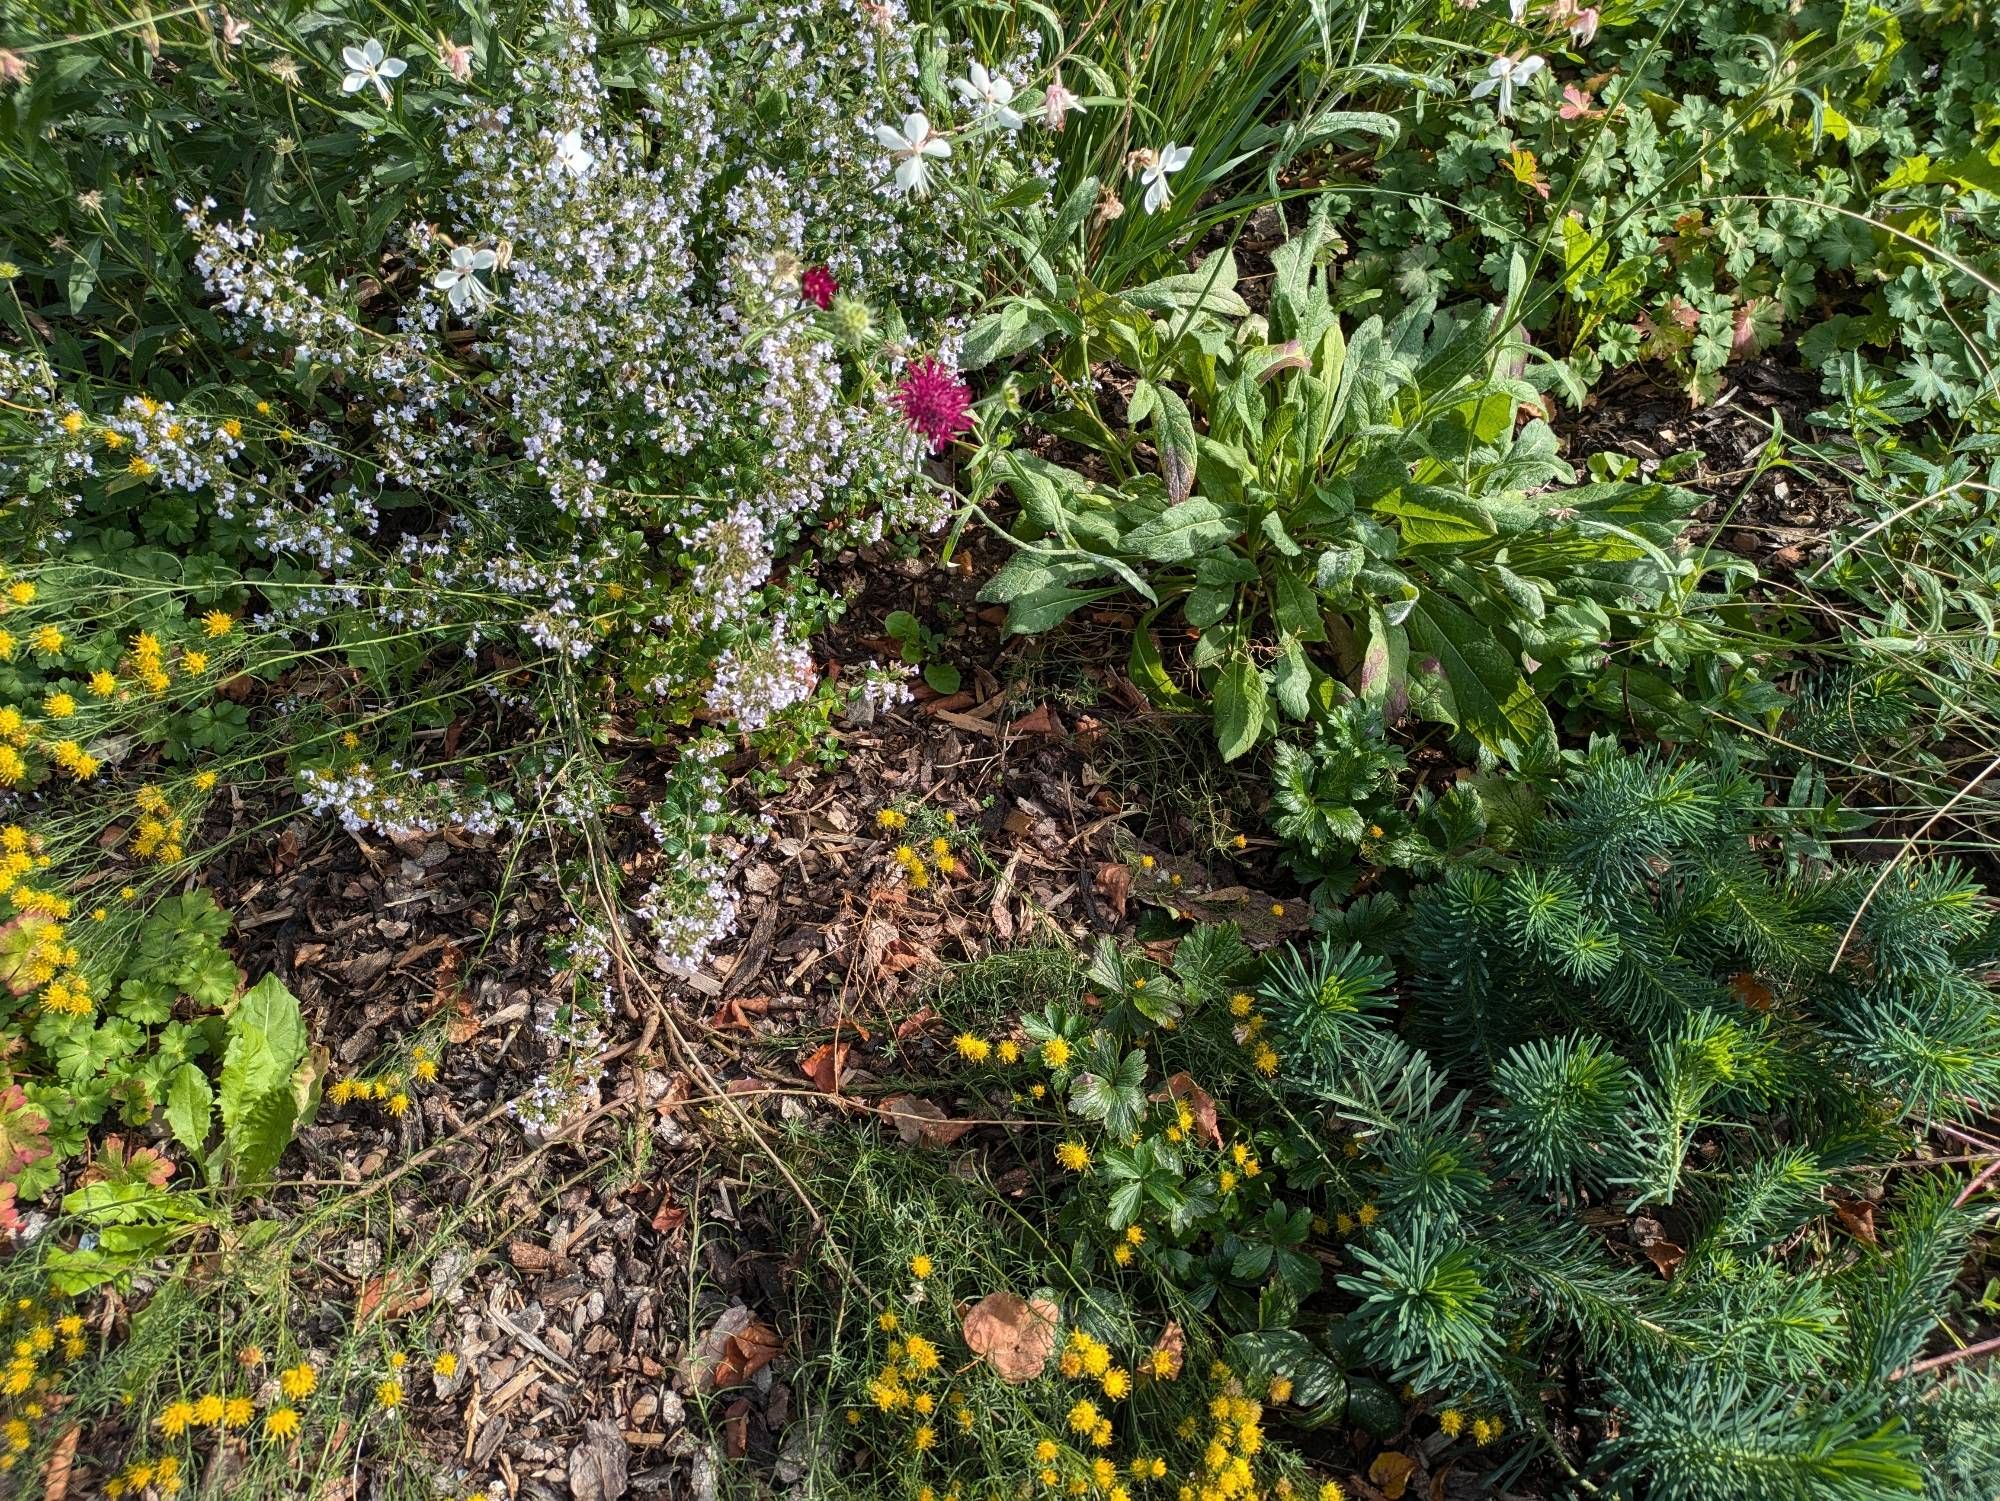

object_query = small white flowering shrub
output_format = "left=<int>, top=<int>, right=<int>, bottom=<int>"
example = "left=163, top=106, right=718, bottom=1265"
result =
left=0, top=0, right=1064, bottom=1162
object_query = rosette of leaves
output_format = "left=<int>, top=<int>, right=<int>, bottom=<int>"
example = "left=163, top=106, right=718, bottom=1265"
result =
left=975, top=207, right=1714, bottom=765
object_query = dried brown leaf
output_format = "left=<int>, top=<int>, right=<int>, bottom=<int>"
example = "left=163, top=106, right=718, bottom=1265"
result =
left=960, top=1292, right=1060, bottom=1383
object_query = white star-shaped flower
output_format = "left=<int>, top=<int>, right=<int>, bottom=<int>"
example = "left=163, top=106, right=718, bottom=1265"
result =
left=340, top=38, right=406, bottom=105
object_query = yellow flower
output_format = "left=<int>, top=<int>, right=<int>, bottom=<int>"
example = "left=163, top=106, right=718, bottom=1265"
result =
left=1066, top=1399, right=1100, bottom=1434
left=913, top=1392, right=936, bottom=1415
left=192, top=1393, right=225, bottom=1426
left=7, top=583, right=34, bottom=605
left=220, top=418, right=244, bottom=439
left=877, top=1310, right=899, bottom=1332
left=30, top=625, right=62, bottom=654
left=0, top=631, right=13, bottom=661
left=194, top=770, right=218, bottom=791
left=1270, top=903, right=1285, bottom=917
left=1316, top=1485, right=1344, bottom=1501
left=1055, top=1141, right=1091, bottom=1172
left=60, top=411, right=85, bottom=435
left=903, top=1335, right=940, bottom=1373
left=1252, top=1044, right=1279, bottom=1077
left=390, top=1352, right=408, bottom=1370
left=954, top=1034, right=991, bottom=1063
left=1035, top=1440, right=1059, bottom=1464
left=89, top=670, right=116, bottom=697
left=202, top=611, right=235, bottom=638
left=127, top=457, right=157, bottom=478
left=997, top=1040, right=1020, bottom=1065
left=388, top=1092, right=411, bottom=1116
left=912, top=1424, right=936, bottom=1452
left=1472, top=1416, right=1502, bottom=1445
left=1438, top=1409, right=1464, bottom=1439
left=43, top=692, right=75, bottom=719
left=1112, top=1244, right=1134, bottom=1267
left=1124, top=1224, right=1144, bottom=1246
left=183, top=651, right=209, bottom=673
left=1268, top=1376, right=1293, bottom=1404
left=414, top=1058, right=439, bottom=1082
left=0, top=748, right=24, bottom=787
left=909, top=1254, right=933, bottom=1280
left=433, top=1352, right=458, bottom=1377
left=1092, top=1459, right=1117, bottom=1488
left=1042, top=1037, right=1072, bottom=1069
left=1219, top=1170, right=1239, bottom=1193
left=1229, top=993, right=1255, bottom=1017
left=1357, top=1203, right=1379, bottom=1227
left=222, top=1395, right=255, bottom=1428
left=375, top=1379, right=403, bottom=1410
left=1101, top=1368, right=1132, bottom=1400
left=875, top=808, right=906, bottom=831
left=263, top=1406, right=301, bottom=1441
left=279, top=1363, right=317, bottom=1399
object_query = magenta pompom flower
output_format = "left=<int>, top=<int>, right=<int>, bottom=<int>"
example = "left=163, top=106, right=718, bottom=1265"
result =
left=893, top=358, right=974, bottom=450
left=801, top=265, right=837, bottom=310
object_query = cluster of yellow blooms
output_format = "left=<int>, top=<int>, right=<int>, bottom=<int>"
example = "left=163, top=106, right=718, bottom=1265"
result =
left=0, top=1296, right=91, bottom=1477
left=1226, top=993, right=1280, bottom=1079
left=326, top=1044, right=443, bottom=1118
left=0, top=825, right=93, bottom=1018
left=878, top=806, right=966, bottom=891
left=1434, top=1408, right=1505, bottom=1445
left=0, top=580, right=238, bottom=790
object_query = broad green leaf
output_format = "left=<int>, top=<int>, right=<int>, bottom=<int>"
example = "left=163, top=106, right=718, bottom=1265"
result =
left=1405, top=594, right=1557, bottom=767
left=164, top=1063, right=212, bottom=1156
left=1214, top=658, right=1268, bottom=762
left=1122, top=499, right=1237, bottom=562
left=1375, top=487, right=1498, bottom=547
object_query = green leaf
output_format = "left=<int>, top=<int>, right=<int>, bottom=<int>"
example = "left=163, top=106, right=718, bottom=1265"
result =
left=164, top=1063, right=213, bottom=1156
left=1121, top=252, right=1251, bottom=318
left=218, top=975, right=309, bottom=1184
left=1122, top=500, right=1237, bottom=563
left=1375, top=487, right=1498, bottom=547
left=1214, top=658, right=1268, bottom=762
left=1003, top=582, right=1117, bottom=635
left=1273, top=637, right=1312, bottom=720
left=1405, top=594, right=1557, bottom=767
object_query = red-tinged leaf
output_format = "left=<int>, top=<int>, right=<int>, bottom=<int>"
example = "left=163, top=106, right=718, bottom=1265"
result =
left=1730, top=972, right=1773, bottom=1011
left=651, top=1197, right=689, bottom=1235
left=799, top=1041, right=851, bottom=1094
left=1095, top=863, right=1131, bottom=921
left=1833, top=1196, right=1878, bottom=1245
left=1008, top=704, right=1065, bottom=739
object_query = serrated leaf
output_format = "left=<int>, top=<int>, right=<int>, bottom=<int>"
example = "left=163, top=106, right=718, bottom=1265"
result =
left=164, top=1063, right=212, bottom=1156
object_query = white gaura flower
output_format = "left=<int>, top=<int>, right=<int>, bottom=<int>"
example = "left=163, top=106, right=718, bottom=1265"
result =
left=951, top=61, right=1024, bottom=131
left=1136, top=142, right=1193, bottom=214
left=553, top=127, right=593, bottom=176
left=1568, top=6, right=1600, bottom=44
left=1508, top=0, right=1529, bottom=21
left=1470, top=53, right=1545, bottom=118
left=340, top=38, right=406, bottom=105
left=434, top=245, right=498, bottom=312
left=872, top=111, right=951, bottom=196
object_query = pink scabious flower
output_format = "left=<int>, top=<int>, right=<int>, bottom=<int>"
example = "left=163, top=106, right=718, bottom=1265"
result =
left=893, top=358, right=973, bottom=450
left=801, top=265, right=837, bottom=309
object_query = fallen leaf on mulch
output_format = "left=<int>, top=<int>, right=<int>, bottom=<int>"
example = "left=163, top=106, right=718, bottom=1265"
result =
left=883, top=1094, right=976, bottom=1148
left=1095, top=862, right=1132, bottom=921
left=651, top=1196, right=689, bottom=1235
left=708, top=995, right=771, bottom=1033
left=1368, top=1451, right=1418, bottom=1499
left=894, top=1006, right=938, bottom=1042
left=721, top=1396, right=753, bottom=1459
left=960, top=1292, right=1060, bottom=1383
left=799, top=1040, right=852, bottom=1094
left=1008, top=704, right=1065, bottom=739
left=41, top=1425, right=78, bottom=1501
left=567, top=1418, right=630, bottom=1501
left=691, top=1306, right=785, bottom=1393
left=1161, top=1073, right=1223, bottom=1149
left=1832, top=1195, right=1878, bottom=1244
left=357, top=1272, right=430, bottom=1323
left=1149, top=1322, right=1186, bottom=1381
